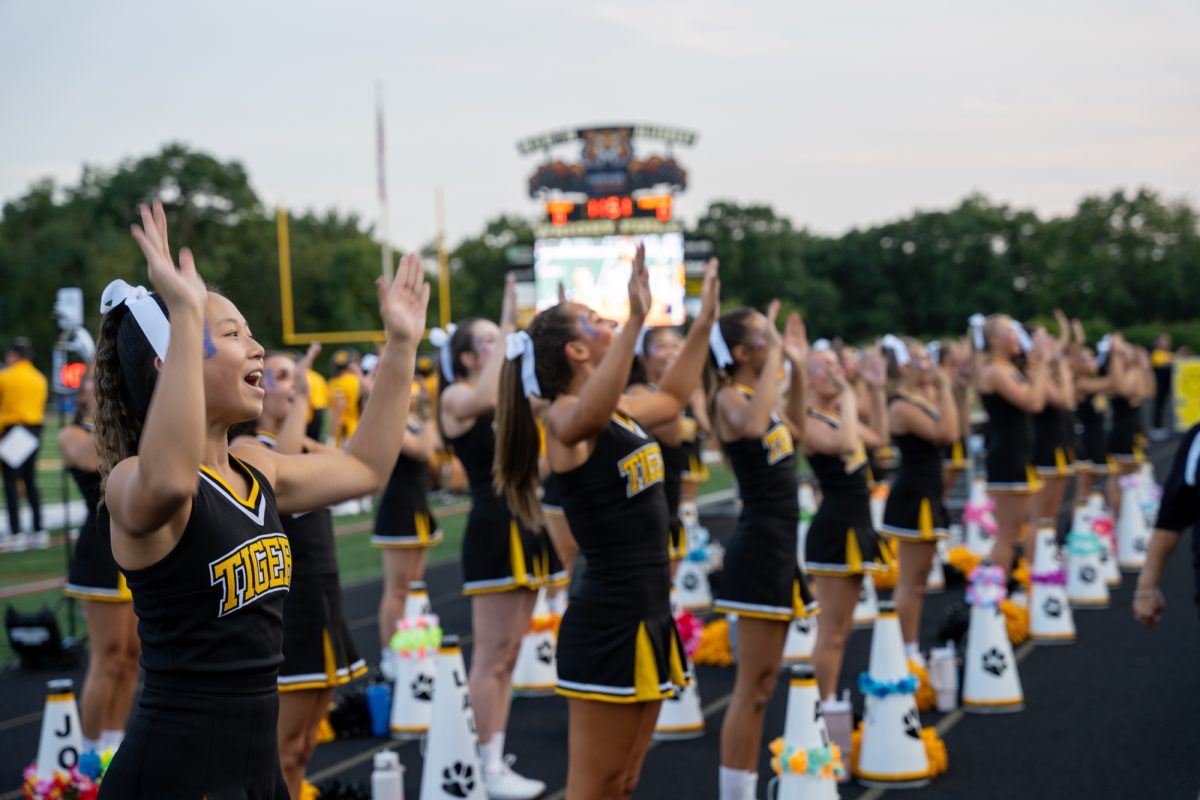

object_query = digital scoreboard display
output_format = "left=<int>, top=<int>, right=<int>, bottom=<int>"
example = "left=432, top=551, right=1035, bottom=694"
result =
left=533, top=233, right=686, bottom=326
left=545, top=195, right=673, bottom=227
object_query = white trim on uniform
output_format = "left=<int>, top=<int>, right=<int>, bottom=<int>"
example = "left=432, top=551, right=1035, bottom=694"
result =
left=1184, top=432, right=1200, bottom=487
left=711, top=598, right=792, bottom=617
left=556, top=678, right=674, bottom=697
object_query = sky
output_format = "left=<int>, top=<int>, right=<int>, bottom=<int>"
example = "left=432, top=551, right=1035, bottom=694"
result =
left=2, top=0, right=1198, bottom=251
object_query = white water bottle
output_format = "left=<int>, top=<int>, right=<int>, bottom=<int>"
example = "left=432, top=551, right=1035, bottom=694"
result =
left=929, top=643, right=959, bottom=712
left=371, top=749, right=404, bottom=800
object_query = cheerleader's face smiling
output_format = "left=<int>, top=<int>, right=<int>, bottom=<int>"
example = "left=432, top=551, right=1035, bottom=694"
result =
left=202, top=293, right=267, bottom=424
left=261, top=354, right=297, bottom=422
left=809, top=349, right=847, bottom=404
left=643, top=329, right=683, bottom=384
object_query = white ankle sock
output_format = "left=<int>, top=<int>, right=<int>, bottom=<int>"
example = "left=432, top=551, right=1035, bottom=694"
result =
left=479, top=735, right=504, bottom=771
left=99, top=729, right=124, bottom=750
left=904, top=641, right=919, bottom=659
left=718, top=766, right=755, bottom=800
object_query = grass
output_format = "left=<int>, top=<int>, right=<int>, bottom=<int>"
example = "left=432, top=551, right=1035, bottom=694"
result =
left=0, top=462, right=737, bottom=666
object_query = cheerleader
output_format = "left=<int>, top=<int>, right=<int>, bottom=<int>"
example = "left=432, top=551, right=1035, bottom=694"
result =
left=327, top=349, right=362, bottom=447
left=95, top=201, right=426, bottom=798
left=706, top=303, right=815, bottom=800
left=1029, top=316, right=1076, bottom=530
left=434, top=276, right=547, bottom=798
left=628, top=326, right=692, bottom=570
left=878, top=337, right=959, bottom=661
left=803, top=345, right=892, bottom=701
left=494, top=248, right=719, bottom=800
left=974, top=314, right=1053, bottom=573
left=374, top=387, right=442, bottom=678
left=61, top=369, right=139, bottom=755
left=936, top=340, right=973, bottom=501
left=1104, top=334, right=1144, bottom=515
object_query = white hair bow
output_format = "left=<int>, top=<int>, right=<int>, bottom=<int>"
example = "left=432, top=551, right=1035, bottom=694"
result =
left=812, top=338, right=832, bottom=352
left=100, top=279, right=170, bottom=361
left=634, top=325, right=649, bottom=357
left=881, top=334, right=910, bottom=366
left=1014, top=322, right=1033, bottom=354
left=968, top=313, right=986, bottom=351
left=1095, top=334, right=1113, bottom=369
left=709, top=324, right=734, bottom=369
left=926, top=340, right=941, bottom=365
left=505, top=331, right=541, bottom=398
left=428, top=323, right=458, bottom=383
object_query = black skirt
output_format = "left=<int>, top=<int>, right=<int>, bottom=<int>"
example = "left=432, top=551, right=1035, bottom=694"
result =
left=804, top=494, right=892, bottom=576
left=278, top=573, right=367, bottom=691
left=713, top=510, right=817, bottom=620
left=462, top=493, right=548, bottom=595
left=99, top=682, right=288, bottom=799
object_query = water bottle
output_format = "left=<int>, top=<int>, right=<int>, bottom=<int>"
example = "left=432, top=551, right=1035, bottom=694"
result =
left=366, top=682, right=392, bottom=738
left=371, top=749, right=404, bottom=800
left=929, top=643, right=959, bottom=712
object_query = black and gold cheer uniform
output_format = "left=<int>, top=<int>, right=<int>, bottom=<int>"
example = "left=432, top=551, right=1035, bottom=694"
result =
left=1033, top=404, right=1077, bottom=478
left=253, top=432, right=366, bottom=693
left=1075, top=391, right=1110, bottom=475
left=880, top=395, right=951, bottom=542
left=804, top=408, right=893, bottom=575
left=448, top=412, right=548, bottom=594
left=712, top=384, right=816, bottom=620
left=99, top=457, right=290, bottom=799
left=1109, top=395, right=1146, bottom=465
left=555, top=413, right=689, bottom=702
left=636, top=385, right=690, bottom=561
left=680, top=407, right=709, bottom=484
left=942, top=438, right=969, bottom=471
left=981, top=369, right=1039, bottom=493
left=373, top=420, right=442, bottom=549
left=64, top=423, right=131, bottom=602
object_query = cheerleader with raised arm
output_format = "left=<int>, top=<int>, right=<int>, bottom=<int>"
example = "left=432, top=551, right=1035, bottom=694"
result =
left=95, top=202, right=426, bottom=798
left=494, top=248, right=720, bottom=800
left=706, top=302, right=816, bottom=800
left=878, top=336, right=959, bottom=663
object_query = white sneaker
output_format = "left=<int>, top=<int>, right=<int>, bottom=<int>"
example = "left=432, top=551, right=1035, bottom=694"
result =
left=484, top=756, right=546, bottom=800
left=10, top=532, right=29, bottom=553
left=33, top=530, right=50, bottom=549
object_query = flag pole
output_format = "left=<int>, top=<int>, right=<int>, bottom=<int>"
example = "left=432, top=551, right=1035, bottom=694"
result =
left=376, top=82, right=394, bottom=282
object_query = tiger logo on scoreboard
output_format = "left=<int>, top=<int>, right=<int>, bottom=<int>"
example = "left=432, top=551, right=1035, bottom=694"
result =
left=581, top=128, right=633, bottom=171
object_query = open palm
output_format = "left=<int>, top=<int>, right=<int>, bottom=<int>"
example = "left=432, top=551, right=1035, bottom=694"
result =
left=627, top=243, right=650, bottom=321
left=783, top=312, right=808, bottom=365
left=378, top=253, right=431, bottom=344
left=130, top=200, right=207, bottom=314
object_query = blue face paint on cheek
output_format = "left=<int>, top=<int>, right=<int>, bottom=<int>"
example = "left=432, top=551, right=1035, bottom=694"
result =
left=202, top=323, right=217, bottom=359
left=578, top=314, right=600, bottom=338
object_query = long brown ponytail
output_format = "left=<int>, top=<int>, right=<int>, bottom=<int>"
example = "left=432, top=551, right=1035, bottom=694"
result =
left=493, top=304, right=580, bottom=530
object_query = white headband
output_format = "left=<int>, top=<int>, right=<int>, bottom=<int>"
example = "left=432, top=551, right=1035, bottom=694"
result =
left=100, top=279, right=170, bottom=361
left=926, top=340, right=941, bottom=365
left=709, top=323, right=734, bottom=369
left=505, top=331, right=541, bottom=398
left=1014, top=322, right=1033, bottom=354
left=881, top=334, right=910, bottom=366
left=968, top=313, right=986, bottom=350
left=428, top=323, right=458, bottom=383
left=1095, top=334, right=1112, bottom=369
left=812, top=338, right=832, bottom=352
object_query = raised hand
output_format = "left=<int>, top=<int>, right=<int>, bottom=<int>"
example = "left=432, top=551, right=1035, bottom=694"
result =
left=627, top=243, right=650, bottom=322
left=764, top=300, right=783, bottom=350
left=292, top=343, right=321, bottom=399
left=378, top=253, right=431, bottom=345
left=1071, top=318, right=1086, bottom=345
left=783, top=312, right=808, bottom=366
left=697, top=258, right=720, bottom=325
left=861, top=348, right=887, bottom=389
left=130, top=200, right=207, bottom=314
left=1054, top=309, right=1070, bottom=345
left=501, top=272, right=518, bottom=327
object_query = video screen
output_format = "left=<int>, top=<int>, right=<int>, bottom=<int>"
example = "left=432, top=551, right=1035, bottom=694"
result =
left=533, top=232, right=686, bottom=326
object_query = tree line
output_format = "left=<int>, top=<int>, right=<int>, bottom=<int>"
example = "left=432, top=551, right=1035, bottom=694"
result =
left=2, top=143, right=1197, bottom=378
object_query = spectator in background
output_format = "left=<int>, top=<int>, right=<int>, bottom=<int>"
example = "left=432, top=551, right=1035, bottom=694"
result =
left=327, top=349, right=362, bottom=448
left=305, top=359, right=329, bottom=442
left=0, top=338, right=49, bottom=551
left=1151, top=333, right=1173, bottom=440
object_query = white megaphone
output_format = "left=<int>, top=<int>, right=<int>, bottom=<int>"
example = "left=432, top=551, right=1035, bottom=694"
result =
left=1028, top=522, right=1075, bottom=644
left=766, top=664, right=842, bottom=800
left=782, top=613, right=817, bottom=664
left=1116, top=474, right=1149, bottom=571
left=420, top=635, right=487, bottom=800
left=34, top=679, right=84, bottom=782
left=512, top=589, right=557, bottom=697
left=961, top=564, right=1024, bottom=714
left=852, top=573, right=879, bottom=629
left=390, top=615, right=439, bottom=739
left=405, top=581, right=433, bottom=618
left=1087, top=491, right=1121, bottom=587
left=961, top=478, right=996, bottom=557
left=1065, top=527, right=1110, bottom=609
